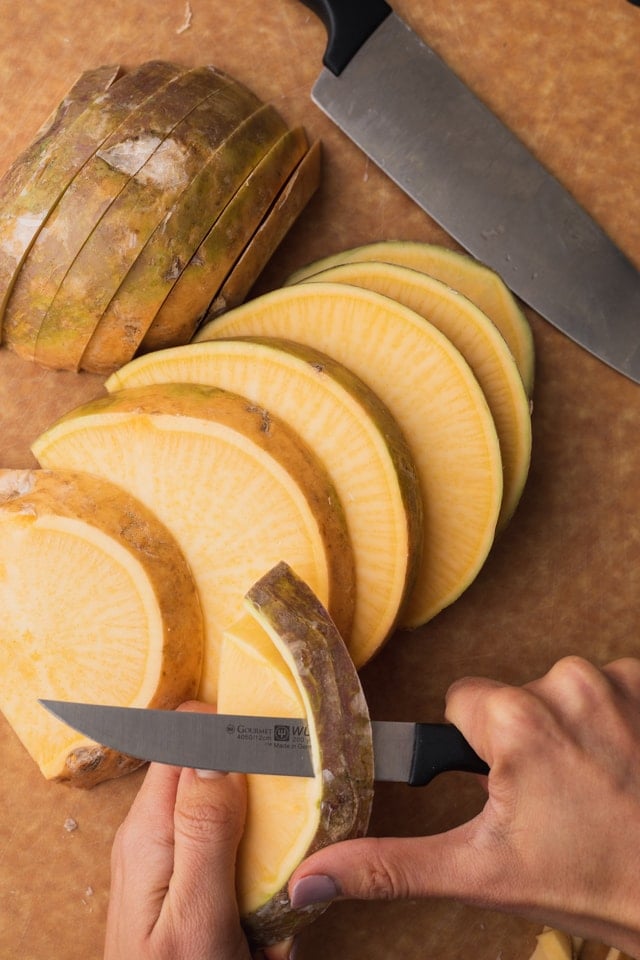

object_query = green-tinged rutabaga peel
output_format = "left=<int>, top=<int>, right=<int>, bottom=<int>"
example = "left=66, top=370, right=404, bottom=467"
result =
left=218, top=562, right=374, bottom=946
left=137, top=126, right=309, bottom=355
left=287, top=240, right=535, bottom=396
left=0, top=64, right=121, bottom=211
left=20, top=67, right=261, bottom=369
left=32, top=383, right=355, bottom=701
left=39, top=79, right=274, bottom=372
left=0, top=60, right=182, bottom=342
left=300, top=260, right=531, bottom=527
left=196, top=283, right=503, bottom=627
left=0, top=467, right=204, bottom=788
left=202, top=139, right=322, bottom=323
left=106, top=335, right=423, bottom=664
left=81, top=106, right=293, bottom=373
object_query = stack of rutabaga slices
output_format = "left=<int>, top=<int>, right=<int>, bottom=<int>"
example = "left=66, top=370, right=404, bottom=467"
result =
left=0, top=61, right=319, bottom=373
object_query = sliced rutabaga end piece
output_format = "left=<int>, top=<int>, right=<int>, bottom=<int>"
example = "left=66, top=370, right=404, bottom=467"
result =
left=217, top=561, right=374, bottom=947
left=0, top=467, right=204, bottom=788
left=203, top=139, right=322, bottom=323
left=286, top=240, right=535, bottom=397
left=0, top=60, right=184, bottom=343
left=80, top=106, right=294, bottom=373
left=38, top=84, right=277, bottom=373
left=301, top=260, right=531, bottom=529
left=10, top=66, right=259, bottom=370
left=0, top=64, right=121, bottom=210
left=106, top=335, right=423, bottom=666
left=137, top=126, right=310, bottom=356
left=32, top=383, right=355, bottom=702
left=196, top=283, right=503, bottom=628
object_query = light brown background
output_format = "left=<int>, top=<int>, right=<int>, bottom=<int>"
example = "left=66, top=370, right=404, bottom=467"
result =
left=1, top=1, right=639, bottom=957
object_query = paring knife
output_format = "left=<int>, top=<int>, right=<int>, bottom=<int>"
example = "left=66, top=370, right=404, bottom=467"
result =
left=297, top=0, right=640, bottom=383
left=40, top=700, right=489, bottom=785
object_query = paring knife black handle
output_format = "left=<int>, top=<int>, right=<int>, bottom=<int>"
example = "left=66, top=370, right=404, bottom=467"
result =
left=297, top=0, right=392, bottom=75
left=410, top=723, right=489, bottom=786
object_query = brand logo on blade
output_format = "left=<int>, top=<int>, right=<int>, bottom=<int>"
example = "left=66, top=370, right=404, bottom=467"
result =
left=274, top=724, right=291, bottom=742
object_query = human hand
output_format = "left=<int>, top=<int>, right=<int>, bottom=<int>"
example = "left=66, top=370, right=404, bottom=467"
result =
left=288, top=656, right=640, bottom=958
left=104, top=703, right=292, bottom=960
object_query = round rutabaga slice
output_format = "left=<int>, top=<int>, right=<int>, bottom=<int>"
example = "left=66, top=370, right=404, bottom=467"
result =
left=286, top=240, right=535, bottom=397
left=218, top=561, right=374, bottom=947
left=299, top=260, right=532, bottom=529
left=106, top=336, right=423, bottom=666
left=0, top=468, right=204, bottom=788
left=32, top=383, right=355, bottom=702
left=196, top=283, right=503, bottom=628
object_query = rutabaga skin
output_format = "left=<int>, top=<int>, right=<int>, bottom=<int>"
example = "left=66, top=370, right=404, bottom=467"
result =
left=239, top=562, right=374, bottom=947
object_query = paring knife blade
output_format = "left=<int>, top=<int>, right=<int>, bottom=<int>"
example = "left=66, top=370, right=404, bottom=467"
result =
left=297, top=0, right=640, bottom=383
left=39, top=700, right=489, bottom=786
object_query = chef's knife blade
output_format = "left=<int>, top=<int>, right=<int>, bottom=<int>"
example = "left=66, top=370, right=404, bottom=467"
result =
left=39, top=700, right=488, bottom=786
left=298, top=0, right=640, bottom=383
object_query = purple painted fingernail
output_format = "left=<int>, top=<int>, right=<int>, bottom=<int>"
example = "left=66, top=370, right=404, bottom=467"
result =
left=290, top=874, right=340, bottom=909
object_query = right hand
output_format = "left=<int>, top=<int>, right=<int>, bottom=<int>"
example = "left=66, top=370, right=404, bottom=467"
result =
left=288, top=656, right=640, bottom=958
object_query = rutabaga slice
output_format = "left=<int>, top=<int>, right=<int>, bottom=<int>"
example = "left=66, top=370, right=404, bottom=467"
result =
left=137, top=126, right=310, bottom=356
left=32, top=383, right=355, bottom=702
left=0, top=468, right=204, bottom=788
left=106, top=336, right=423, bottom=666
left=81, top=109, right=295, bottom=372
left=0, top=64, right=121, bottom=211
left=196, top=283, right=503, bottom=628
left=46, top=96, right=285, bottom=373
left=203, top=140, right=322, bottom=322
left=286, top=240, right=535, bottom=396
left=300, top=260, right=532, bottom=528
left=0, top=60, right=183, bottom=343
left=218, top=561, right=374, bottom=947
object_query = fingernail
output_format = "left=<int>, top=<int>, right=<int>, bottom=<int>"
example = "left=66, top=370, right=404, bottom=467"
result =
left=195, top=768, right=228, bottom=779
left=290, top=874, right=340, bottom=909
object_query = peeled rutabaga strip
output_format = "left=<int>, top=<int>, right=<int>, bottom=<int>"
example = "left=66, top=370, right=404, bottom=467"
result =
left=218, top=561, right=374, bottom=947
left=0, top=467, right=204, bottom=788
left=33, top=383, right=355, bottom=701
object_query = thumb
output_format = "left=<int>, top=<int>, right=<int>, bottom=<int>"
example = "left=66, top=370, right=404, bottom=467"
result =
left=170, top=766, right=247, bottom=923
left=288, top=821, right=496, bottom=909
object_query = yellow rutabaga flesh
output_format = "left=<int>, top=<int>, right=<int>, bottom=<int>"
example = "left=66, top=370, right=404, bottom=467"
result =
left=196, top=283, right=503, bottom=627
left=32, top=383, right=355, bottom=701
left=106, top=335, right=423, bottom=664
left=0, top=468, right=204, bottom=787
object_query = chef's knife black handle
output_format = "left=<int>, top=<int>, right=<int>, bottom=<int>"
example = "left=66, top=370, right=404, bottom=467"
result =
left=297, top=0, right=392, bottom=75
left=410, top=723, right=489, bottom=786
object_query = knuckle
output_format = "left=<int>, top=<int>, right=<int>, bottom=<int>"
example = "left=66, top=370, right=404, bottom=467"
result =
left=174, top=794, right=240, bottom=847
left=175, top=800, right=235, bottom=839
left=356, top=838, right=412, bottom=900
left=548, top=654, right=600, bottom=687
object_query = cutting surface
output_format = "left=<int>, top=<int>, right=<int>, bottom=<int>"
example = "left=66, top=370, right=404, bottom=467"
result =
left=1, top=1, right=639, bottom=958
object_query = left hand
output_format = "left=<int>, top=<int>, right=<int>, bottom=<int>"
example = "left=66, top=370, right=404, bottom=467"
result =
left=104, top=702, right=292, bottom=960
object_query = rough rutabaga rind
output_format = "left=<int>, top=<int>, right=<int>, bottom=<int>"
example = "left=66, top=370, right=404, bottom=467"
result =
left=138, top=126, right=309, bottom=355
left=0, top=60, right=183, bottom=340
left=240, top=561, right=374, bottom=947
left=0, top=467, right=204, bottom=788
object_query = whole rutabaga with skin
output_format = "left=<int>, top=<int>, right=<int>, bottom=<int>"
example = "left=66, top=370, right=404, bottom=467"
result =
left=0, top=61, right=319, bottom=372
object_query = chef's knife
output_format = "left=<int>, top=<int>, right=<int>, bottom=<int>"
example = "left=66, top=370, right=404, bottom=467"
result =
left=39, top=700, right=489, bottom=785
left=297, top=0, right=640, bottom=383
